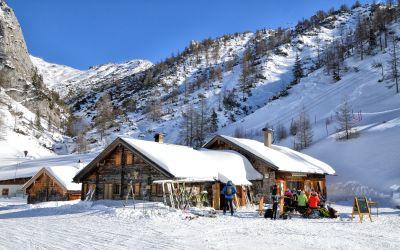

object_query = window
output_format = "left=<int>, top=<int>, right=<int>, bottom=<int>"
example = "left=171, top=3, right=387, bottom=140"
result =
left=113, top=184, right=120, bottom=195
left=2, top=188, right=9, bottom=196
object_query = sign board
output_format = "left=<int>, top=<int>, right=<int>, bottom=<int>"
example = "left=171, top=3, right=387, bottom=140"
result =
left=352, top=196, right=372, bottom=223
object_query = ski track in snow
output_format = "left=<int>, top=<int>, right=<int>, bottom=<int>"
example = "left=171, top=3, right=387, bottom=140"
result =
left=0, top=199, right=399, bottom=250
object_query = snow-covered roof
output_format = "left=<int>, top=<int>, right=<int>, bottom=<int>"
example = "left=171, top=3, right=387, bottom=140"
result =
left=23, top=166, right=82, bottom=191
left=212, top=135, right=336, bottom=175
left=118, top=137, right=263, bottom=185
left=46, top=166, right=82, bottom=191
left=0, top=152, right=97, bottom=182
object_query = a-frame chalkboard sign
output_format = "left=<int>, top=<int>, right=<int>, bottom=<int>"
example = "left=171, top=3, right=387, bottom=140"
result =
left=351, top=196, right=372, bottom=223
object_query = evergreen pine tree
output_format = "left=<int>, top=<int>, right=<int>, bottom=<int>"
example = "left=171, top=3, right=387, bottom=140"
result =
left=210, top=108, right=218, bottom=133
left=292, top=53, right=303, bottom=85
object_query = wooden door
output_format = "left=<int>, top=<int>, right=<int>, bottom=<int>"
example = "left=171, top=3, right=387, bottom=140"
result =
left=134, top=183, right=140, bottom=197
left=104, top=184, right=113, bottom=199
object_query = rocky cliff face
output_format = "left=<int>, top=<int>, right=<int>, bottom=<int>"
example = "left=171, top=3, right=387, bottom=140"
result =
left=0, top=0, right=70, bottom=154
left=0, top=0, right=35, bottom=97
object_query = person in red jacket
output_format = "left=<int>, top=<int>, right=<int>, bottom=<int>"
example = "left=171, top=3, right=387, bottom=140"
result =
left=308, top=192, right=320, bottom=209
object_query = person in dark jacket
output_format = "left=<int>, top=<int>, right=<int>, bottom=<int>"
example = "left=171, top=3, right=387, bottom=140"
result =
left=221, top=180, right=237, bottom=215
left=271, top=184, right=279, bottom=220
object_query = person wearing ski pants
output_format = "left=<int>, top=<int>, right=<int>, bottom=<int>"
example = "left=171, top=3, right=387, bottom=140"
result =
left=271, top=184, right=279, bottom=220
left=221, top=180, right=237, bottom=215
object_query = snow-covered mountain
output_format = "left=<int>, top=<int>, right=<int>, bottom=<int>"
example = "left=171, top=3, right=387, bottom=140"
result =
left=29, top=56, right=82, bottom=91
left=32, top=56, right=153, bottom=98
left=3, top=2, right=400, bottom=199
left=33, top=4, right=393, bottom=142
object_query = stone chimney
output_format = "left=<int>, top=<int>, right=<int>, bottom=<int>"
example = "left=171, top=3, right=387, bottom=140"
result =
left=154, top=133, right=164, bottom=144
left=262, top=128, right=273, bottom=147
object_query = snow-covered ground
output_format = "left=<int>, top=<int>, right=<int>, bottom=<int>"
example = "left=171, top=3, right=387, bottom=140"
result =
left=0, top=198, right=399, bottom=250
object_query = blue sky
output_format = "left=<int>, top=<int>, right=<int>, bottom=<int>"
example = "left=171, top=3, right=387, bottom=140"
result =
left=8, top=0, right=373, bottom=70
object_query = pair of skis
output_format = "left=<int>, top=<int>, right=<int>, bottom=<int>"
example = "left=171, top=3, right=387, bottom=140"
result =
left=161, top=182, right=176, bottom=208
left=161, top=181, right=196, bottom=209
left=123, top=181, right=136, bottom=208
left=85, top=188, right=95, bottom=201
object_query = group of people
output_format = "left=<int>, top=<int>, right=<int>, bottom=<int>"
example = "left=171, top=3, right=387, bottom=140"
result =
left=267, top=185, right=326, bottom=219
left=219, top=181, right=334, bottom=219
left=283, top=188, right=323, bottom=214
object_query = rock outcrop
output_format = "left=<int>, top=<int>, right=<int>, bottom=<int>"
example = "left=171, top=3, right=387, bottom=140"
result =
left=0, top=0, right=35, bottom=97
left=0, top=0, right=68, bottom=136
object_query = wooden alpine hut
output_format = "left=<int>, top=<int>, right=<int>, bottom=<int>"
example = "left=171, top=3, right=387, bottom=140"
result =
left=203, top=128, right=336, bottom=202
left=0, top=153, right=95, bottom=199
left=23, top=167, right=82, bottom=204
left=73, top=135, right=263, bottom=209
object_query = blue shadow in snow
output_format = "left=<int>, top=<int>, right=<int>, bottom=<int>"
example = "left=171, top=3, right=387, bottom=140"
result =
left=0, top=204, right=93, bottom=220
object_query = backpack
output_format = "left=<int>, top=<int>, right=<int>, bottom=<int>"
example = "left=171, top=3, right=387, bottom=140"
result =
left=264, top=208, right=273, bottom=219
left=319, top=207, right=330, bottom=217
left=225, top=186, right=233, bottom=196
left=328, top=206, right=338, bottom=218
